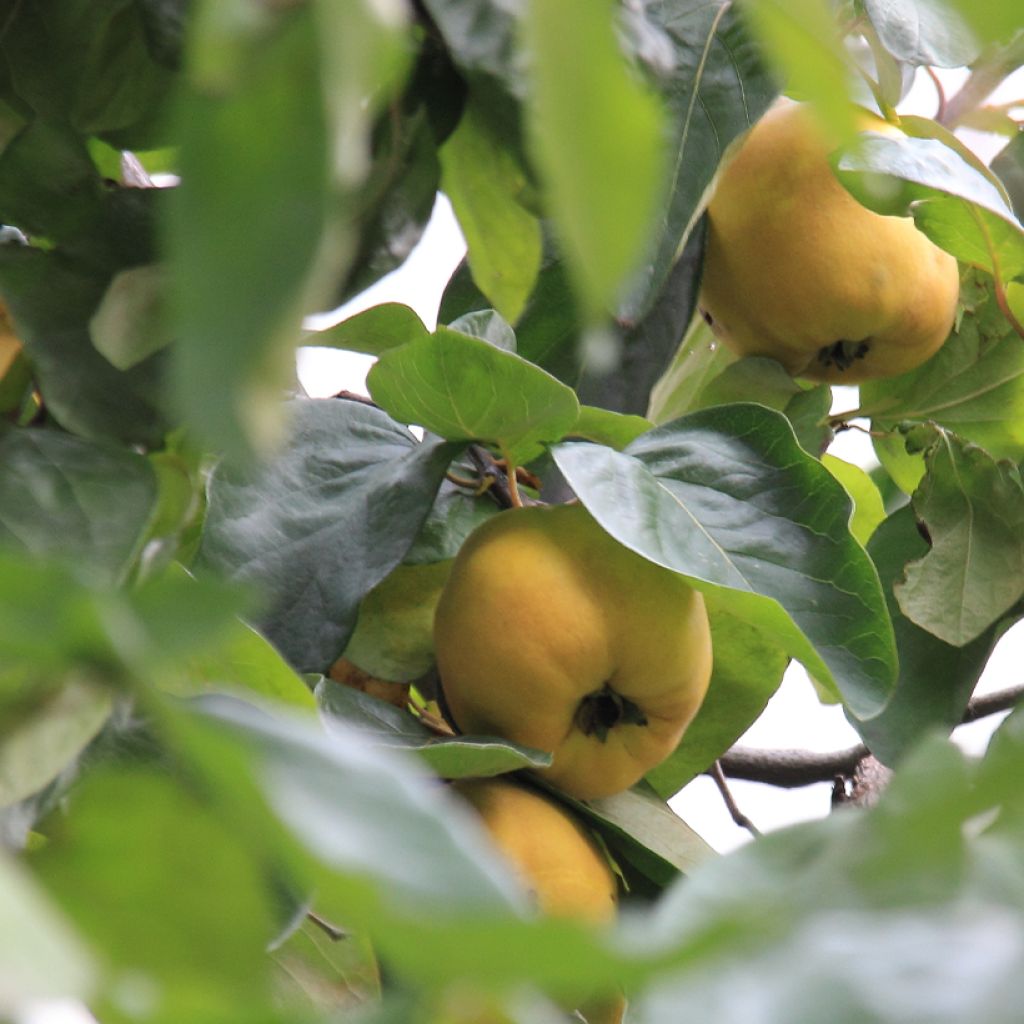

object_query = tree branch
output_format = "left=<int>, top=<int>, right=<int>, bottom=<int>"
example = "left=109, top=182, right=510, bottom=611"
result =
left=714, top=683, right=1024, bottom=788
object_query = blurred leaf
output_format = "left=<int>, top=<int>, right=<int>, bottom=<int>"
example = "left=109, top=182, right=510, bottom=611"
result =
left=307, top=303, right=428, bottom=356
left=0, top=426, right=156, bottom=587
left=873, top=427, right=927, bottom=494
left=619, top=1, right=778, bottom=321
left=835, top=131, right=1024, bottom=281
left=35, top=765, right=283, bottom=1018
left=0, top=245, right=168, bottom=447
left=316, top=680, right=551, bottom=777
left=343, top=562, right=451, bottom=683
left=0, top=678, right=112, bottom=809
left=571, top=407, right=653, bottom=450
left=440, top=99, right=541, bottom=323
left=861, top=0, right=980, bottom=67
left=200, top=694, right=525, bottom=915
left=198, top=399, right=458, bottom=672
left=554, top=404, right=897, bottom=718
left=851, top=506, right=1004, bottom=765
left=645, top=593, right=789, bottom=796
left=368, top=327, right=579, bottom=464
left=0, top=851, right=96, bottom=1013
left=168, top=6, right=329, bottom=461
left=742, top=0, right=857, bottom=141
left=0, top=119, right=104, bottom=241
left=0, top=0, right=174, bottom=147
left=895, top=425, right=1024, bottom=646
left=88, top=263, right=170, bottom=369
left=522, top=0, right=665, bottom=317
left=822, top=454, right=886, bottom=546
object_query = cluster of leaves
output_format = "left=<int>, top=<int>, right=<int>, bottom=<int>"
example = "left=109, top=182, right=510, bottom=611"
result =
left=1, top=0, right=1024, bottom=1021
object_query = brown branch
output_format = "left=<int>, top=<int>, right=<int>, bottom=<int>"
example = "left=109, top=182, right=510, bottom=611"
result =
left=715, top=683, right=1024, bottom=789
left=710, top=760, right=761, bottom=837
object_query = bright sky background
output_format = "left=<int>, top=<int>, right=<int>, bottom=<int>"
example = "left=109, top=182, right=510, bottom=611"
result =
left=296, top=67, right=1024, bottom=854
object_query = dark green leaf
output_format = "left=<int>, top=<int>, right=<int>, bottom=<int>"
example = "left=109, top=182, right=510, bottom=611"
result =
left=554, top=404, right=897, bottom=718
left=402, top=476, right=500, bottom=565
left=448, top=309, right=517, bottom=351
left=619, top=1, right=777, bottom=320
left=198, top=399, right=458, bottom=672
left=0, top=245, right=168, bottom=446
left=895, top=425, right=1024, bottom=646
left=0, top=426, right=156, bottom=586
left=367, top=327, right=579, bottom=464
left=861, top=0, right=980, bottom=67
left=645, top=593, right=789, bottom=796
left=835, top=131, right=1024, bottom=280
left=1, top=0, right=174, bottom=147
left=992, top=132, right=1024, bottom=219
left=852, top=506, right=1004, bottom=765
left=0, top=120, right=103, bottom=241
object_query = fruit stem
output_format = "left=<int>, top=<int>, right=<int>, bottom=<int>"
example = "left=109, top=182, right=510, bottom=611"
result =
left=502, top=451, right=524, bottom=508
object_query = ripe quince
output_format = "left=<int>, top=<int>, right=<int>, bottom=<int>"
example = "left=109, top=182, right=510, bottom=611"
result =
left=452, top=777, right=626, bottom=1024
left=434, top=504, right=713, bottom=800
left=698, top=101, right=960, bottom=382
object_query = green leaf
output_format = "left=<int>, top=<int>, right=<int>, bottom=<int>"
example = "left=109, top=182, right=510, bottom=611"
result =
left=835, top=131, right=1024, bottom=281
left=822, top=454, right=886, bottom=546
left=0, top=119, right=104, bottom=241
left=440, top=99, right=542, bottom=323
left=307, top=302, right=428, bottom=356
left=861, top=0, right=980, bottom=67
left=0, top=851, right=96, bottom=1012
left=343, top=562, right=451, bottom=683
left=553, top=404, right=897, bottom=718
left=201, top=694, right=525, bottom=915
left=0, top=245, right=168, bottom=447
left=647, top=314, right=735, bottom=423
left=368, top=327, right=579, bottom=464
left=741, top=0, right=858, bottom=141
left=522, top=0, right=665, bottom=317
left=198, top=399, right=458, bottom=672
left=860, top=280, right=1024, bottom=462
left=88, top=263, right=171, bottom=370
left=449, top=309, right=518, bottom=351
left=895, top=425, right=1024, bottom=646
left=0, top=0, right=174, bottom=146
left=645, top=592, right=789, bottom=796
left=852, top=506, right=1003, bottom=765
left=316, top=680, right=552, bottom=778
left=619, top=1, right=778, bottom=320
left=168, top=7, right=330, bottom=461
left=34, top=765, right=284, bottom=1017
left=571, top=406, right=652, bottom=450
left=0, top=678, right=112, bottom=809
left=402, top=476, right=501, bottom=565
left=0, top=426, right=157, bottom=587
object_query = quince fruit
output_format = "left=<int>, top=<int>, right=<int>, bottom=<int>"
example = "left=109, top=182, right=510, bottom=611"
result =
left=698, top=101, right=960, bottom=382
left=434, top=504, right=712, bottom=800
left=452, top=777, right=626, bottom=1024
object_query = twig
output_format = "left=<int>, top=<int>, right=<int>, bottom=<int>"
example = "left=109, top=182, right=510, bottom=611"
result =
left=468, top=445, right=517, bottom=509
left=306, top=911, right=349, bottom=942
left=961, top=684, right=1024, bottom=724
left=710, top=760, right=761, bottom=837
